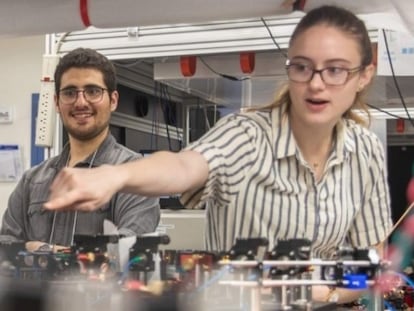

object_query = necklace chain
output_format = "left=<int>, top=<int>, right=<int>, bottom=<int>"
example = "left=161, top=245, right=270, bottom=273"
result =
left=66, top=149, right=98, bottom=168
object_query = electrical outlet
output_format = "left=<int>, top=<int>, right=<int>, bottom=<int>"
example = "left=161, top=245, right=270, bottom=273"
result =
left=35, top=81, right=56, bottom=147
left=35, top=54, right=60, bottom=147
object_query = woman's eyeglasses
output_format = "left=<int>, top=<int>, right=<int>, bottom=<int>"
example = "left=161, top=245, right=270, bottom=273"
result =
left=286, top=60, right=363, bottom=86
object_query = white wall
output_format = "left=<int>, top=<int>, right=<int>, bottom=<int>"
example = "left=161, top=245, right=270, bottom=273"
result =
left=0, top=35, right=44, bottom=219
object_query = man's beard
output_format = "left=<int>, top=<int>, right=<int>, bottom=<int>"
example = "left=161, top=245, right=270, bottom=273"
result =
left=65, top=121, right=109, bottom=141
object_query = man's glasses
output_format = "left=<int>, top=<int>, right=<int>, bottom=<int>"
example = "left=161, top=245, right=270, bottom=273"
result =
left=58, top=86, right=108, bottom=105
left=286, top=60, right=363, bottom=86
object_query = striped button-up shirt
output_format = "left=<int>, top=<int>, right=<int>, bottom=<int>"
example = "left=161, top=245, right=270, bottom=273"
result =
left=181, top=104, right=392, bottom=258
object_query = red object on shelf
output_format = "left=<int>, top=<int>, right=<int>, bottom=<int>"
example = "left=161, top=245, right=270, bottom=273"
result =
left=396, top=118, right=405, bottom=133
left=406, top=162, right=414, bottom=205
left=240, top=52, right=255, bottom=74
left=180, top=56, right=197, bottom=77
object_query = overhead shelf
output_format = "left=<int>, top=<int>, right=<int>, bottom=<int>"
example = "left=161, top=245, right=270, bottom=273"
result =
left=53, top=11, right=380, bottom=59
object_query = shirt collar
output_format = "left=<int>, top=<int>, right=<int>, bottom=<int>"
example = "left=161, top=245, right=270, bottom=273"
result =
left=272, top=104, right=356, bottom=162
left=333, top=118, right=357, bottom=162
left=55, top=134, right=115, bottom=168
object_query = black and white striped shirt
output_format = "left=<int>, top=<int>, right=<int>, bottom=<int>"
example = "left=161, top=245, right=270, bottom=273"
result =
left=181, top=104, right=392, bottom=258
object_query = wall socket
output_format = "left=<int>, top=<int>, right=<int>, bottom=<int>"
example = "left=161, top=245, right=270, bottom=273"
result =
left=35, top=81, right=56, bottom=147
left=35, top=54, right=60, bottom=147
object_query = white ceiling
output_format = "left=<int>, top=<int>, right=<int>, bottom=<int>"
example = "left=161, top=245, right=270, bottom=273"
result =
left=0, top=0, right=413, bottom=37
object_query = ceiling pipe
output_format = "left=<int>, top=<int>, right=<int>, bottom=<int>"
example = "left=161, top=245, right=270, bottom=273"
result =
left=0, top=0, right=408, bottom=38
left=0, top=0, right=291, bottom=37
left=79, top=0, right=91, bottom=27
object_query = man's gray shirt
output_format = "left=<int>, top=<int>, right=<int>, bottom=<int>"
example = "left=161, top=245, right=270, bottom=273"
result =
left=0, top=134, right=160, bottom=246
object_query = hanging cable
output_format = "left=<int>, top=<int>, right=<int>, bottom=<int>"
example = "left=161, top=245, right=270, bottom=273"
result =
left=198, top=57, right=249, bottom=81
left=159, top=84, right=172, bottom=151
left=160, top=84, right=183, bottom=150
left=260, top=17, right=288, bottom=58
left=201, top=100, right=211, bottom=131
left=382, top=29, right=414, bottom=127
left=367, top=103, right=413, bottom=120
left=151, top=82, right=160, bottom=150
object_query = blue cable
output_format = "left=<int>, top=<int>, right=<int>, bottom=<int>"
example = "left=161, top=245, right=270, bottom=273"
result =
left=383, top=299, right=396, bottom=311
left=119, top=256, right=144, bottom=283
left=391, top=270, right=414, bottom=288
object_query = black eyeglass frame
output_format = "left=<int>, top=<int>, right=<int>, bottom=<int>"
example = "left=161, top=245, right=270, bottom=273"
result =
left=58, top=86, right=108, bottom=105
left=285, top=60, right=364, bottom=86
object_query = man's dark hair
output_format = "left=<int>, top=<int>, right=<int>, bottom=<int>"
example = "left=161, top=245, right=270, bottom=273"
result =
left=54, top=47, right=117, bottom=95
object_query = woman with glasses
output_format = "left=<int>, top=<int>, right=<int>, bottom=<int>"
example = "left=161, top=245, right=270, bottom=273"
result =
left=0, top=48, right=160, bottom=252
left=45, top=6, right=392, bottom=303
